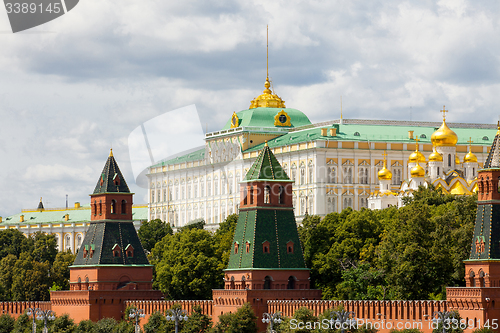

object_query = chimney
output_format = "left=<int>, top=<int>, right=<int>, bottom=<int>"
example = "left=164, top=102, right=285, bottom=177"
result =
left=20, top=215, right=24, bottom=222
left=321, top=128, right=328, bottom=136
left=330, top=128, right=337, bottom=137
left=408, top=130, right=414, bottom=139
left=65, top=214, right=69, bottom=221
left=74, top=202, right=81, bottom=209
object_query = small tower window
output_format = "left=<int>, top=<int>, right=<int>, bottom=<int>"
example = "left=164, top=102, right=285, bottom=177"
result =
left=483, top=136, right=489, bottom=140
left=113, top=173, right=120, bottom=186
left=279, top=186, right=285, bottom=204
left=420, top=134, right=426, bottom=138
left=93, top=201, right=97, bottom=216
left=121, top=200, right=127, bottom=214
left=287, top=241, right=294, bottom=254
left=111, top=200, right=117, bottom=214
left=234, top=242, right=239, bottom=254
left=263, top=241, right=270, bottom=254
left=99, top=201, right=102, bottom=215
left=243, top=187, right=248, bottom=205
left=264, top=186, right=271, bottom=204
left=112, top=244, right=121, bottom=257
left=264, top=276, right=272, bottom=289
left=354, top=132, right=360, bottom=136
left=448, top=154, right=451, bottom=167
left=246, top=241, right=250, bottom=253
left=125, top=244, right=134, bottom=258
left=287, top=276, right=296, bottom=289
left=250, top=187, right=254, bottom=205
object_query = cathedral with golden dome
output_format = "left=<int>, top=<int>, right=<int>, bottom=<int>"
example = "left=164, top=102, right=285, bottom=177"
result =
left=368, top=107, right=481, bottom=209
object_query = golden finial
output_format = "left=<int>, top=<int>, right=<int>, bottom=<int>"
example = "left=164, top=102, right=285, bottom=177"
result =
left=40, top=197, right=42, bottom=202
left=109, top=148, right=113, bottom=157
left=497, top=121, right=500, bottom=135
left=267, top=25, right=269, bottom=80
left=265, top=140, right=268, bottom=147
left=414, top=137, right=420, bottom=151
left=440, top=105, right=448, bottom=121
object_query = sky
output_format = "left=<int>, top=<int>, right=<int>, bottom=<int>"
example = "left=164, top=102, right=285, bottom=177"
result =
left=0, top=0, right=499, bottom=216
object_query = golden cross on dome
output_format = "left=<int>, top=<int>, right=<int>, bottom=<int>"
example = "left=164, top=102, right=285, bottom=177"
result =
left=414, top=137, right=420, bottom=152
left=468, top=137, right=473, bottom=145
left=382, top=151, right=387, bottom=159
left=440, top=105, right=448, bottom=120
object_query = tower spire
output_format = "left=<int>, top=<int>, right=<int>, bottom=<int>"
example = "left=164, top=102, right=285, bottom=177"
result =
left=267, top=25, right=269, bottom=79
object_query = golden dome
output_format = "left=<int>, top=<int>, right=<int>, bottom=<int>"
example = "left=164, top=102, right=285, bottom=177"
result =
left=431, top=113, right=458, bottom=147
left=464, top=148, right=478, bottom=163
left=378, top=154, right=392, bottom=180
left=410, top=163, right=426, bottom=178
left=455, top=154, right=461, bottom=165
left=249, top=77, right=286, bottom=109
left=428, top=147, right=443, bottom=162
left=408, top=143, right=426, bottom=163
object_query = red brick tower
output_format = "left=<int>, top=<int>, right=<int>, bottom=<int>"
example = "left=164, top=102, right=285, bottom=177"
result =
left=51, top=150, right=163, bottom=322
left=212, top=143, right=321, bottom=331
left=447, top=127, right=500, bottom=330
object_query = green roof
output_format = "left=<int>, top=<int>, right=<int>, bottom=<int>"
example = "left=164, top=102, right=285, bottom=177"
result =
left=72, top=221, right=150, bottom=266
left=3, top=205, right=147, bottom=225
left=221, top=107, right=312, bottom=130
left=246, top=122, right=497, bottom=152
left=244, top=144, right=291, bottom=181
left=150, top=148, right=205, bottom=168
left=93, top=152, right=131, bottom=194
left=227, top=209, right=306, bottom=270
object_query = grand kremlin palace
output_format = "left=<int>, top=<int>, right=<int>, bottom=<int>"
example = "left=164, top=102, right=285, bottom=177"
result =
left=146, top=76, right=498, bottom=229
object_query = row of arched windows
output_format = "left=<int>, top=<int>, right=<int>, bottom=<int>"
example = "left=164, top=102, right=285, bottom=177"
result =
left=93, top=199, right=127, bottom=215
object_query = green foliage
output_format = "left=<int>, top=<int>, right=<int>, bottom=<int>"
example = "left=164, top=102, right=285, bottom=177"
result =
left=151, top=228, right=222, bottom=300
left=138, top=219, right=174, bottom=252
left=13, top=313, right=31, bottom=333
left=95, top=318, right=118, bottom=333
left=431, top=311, right=463, bottom=333
left=51, top=251, right=76, bottom=291
left=182, top=305, right=212, bottom=333
left=213, top=214, right=238, bottom=271
left=180, top=219, right=206, bottom=231
left=335, top=262, right=386, bottom=300
left=143, top=311, right=167, bottom=333
left=51, top=314, right=75, bottom=333
left=472, top=328, right=496, bottom=333
left=74, top=320, right=96, bottom=333
left=113, top=320, right=134, bottom=333
left=0, top=229, right=33, bottom=260
left=0, top=314, right=15, bottom=333
left=211, top=303, right=257, bottom=333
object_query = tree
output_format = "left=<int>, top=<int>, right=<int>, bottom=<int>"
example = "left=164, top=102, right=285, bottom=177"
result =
left=95, top=318, right=117, bottom=333
left=51, top=251, right=76, bottom=291
left=182, top=305, right=212, bottom=333
left=335, top=261, right=386, bottom=300
left=51, top=314, right=76, bottom=333
left=211, top=303, right=257, bottom=333
left=143, top=311, right=167, bottom=333
left=32, top=232, right=58, bottom=264
left=12, top=313, right=31, bottom=333
left=0, top=314, right=15, bottom=333
left=213, top=214, right=238, bottom=271
left=11, top=253, right=51, bottom=301
left=151, top=228, right=221, bottom=299
left=138, top=219, right=173, bottom=253
left=74, top=320, right=96, bottom=333
left=0, top=229, right=32, bottom=260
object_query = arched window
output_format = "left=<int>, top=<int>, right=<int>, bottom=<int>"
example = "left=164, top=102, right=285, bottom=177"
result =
left=287, top=276, right=295, bottom=289
left=99, top=201, right=102, bottom=215
left=230, top=276, right=235, bottom=289
left=300, top=164, right=306, bottom=185
left=214, top=176, right=219, bottom=195
left=111, top=200, right=116, bottom=214
left=250, top=187, right=254, bottom=205
left=469, top=270, right=476, bottom=287
left=121, top=200, right=126, bottom=214
left=264, top=186, right=271, bottom=204
left=264, top=276, right=272, bottom=289
left=448, top=154, right=452, bottom=167
left=77, top=234, right=82, bottom=248
left=279, top=186, right=285, bottom=204
left=93, top=201, right=97, bottom=215
left=207, top=177, right=212, bottom=196
left=263, top=241, right=270, bottom=254
left=291, top=165, right=297, bottom=182
left=234, top=242, right=239, bottom=254
left=308, top=162, right=314, bottom=183
left=65, top=234, right=71, bottom=251
left=243, top=187, right=248, bottom=205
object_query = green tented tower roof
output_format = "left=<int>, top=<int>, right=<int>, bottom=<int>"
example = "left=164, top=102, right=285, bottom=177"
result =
left=244, top=143, right=292, bottom=182
left=72, top=221, right=150, bottom=266
left=93, top=150, right=131, bottom=194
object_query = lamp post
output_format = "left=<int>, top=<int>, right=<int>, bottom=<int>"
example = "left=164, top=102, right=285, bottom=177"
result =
left=330, top=310, right=357, bottom=333
left=262, top=312, right=282, bottom=333
left=165, top=308, right=188, bottom=333
left=432, top=311, right=458, bottom=333
left=26, top=307, right=40, bottom=333
left=129, top=308, right=145, bottom=333
left=36, top=309, right=56, bottom=333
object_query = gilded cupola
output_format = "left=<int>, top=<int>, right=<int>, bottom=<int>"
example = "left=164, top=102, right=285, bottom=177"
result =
left=378, top=152, right=392, bottom=180
left=408, top=139, right=426, bottom=163
left=431, top=106, right=458, bottom=147
left=464, top=138, right=478, bottom=163
left=428, top=147, right=443, bottom=162
left=410, top=163, right=426, bottom=178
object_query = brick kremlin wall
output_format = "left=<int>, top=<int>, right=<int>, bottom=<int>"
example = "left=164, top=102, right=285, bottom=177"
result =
left=0, top=302, right=51, bottom=319
left=124, top=300, right=213, bottom=324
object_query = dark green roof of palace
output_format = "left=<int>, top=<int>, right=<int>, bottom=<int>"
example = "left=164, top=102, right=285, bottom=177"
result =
left=93, top=151, right=131, bottom=194
left=244, top=144, right=291, bottom=182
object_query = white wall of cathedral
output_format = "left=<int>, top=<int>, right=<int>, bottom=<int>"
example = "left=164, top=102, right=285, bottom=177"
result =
left=435, top=146, right=457, bottom=172
left=463, top=162, right=479, bottom=182
left=147, top=140, right=489, bottom=225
